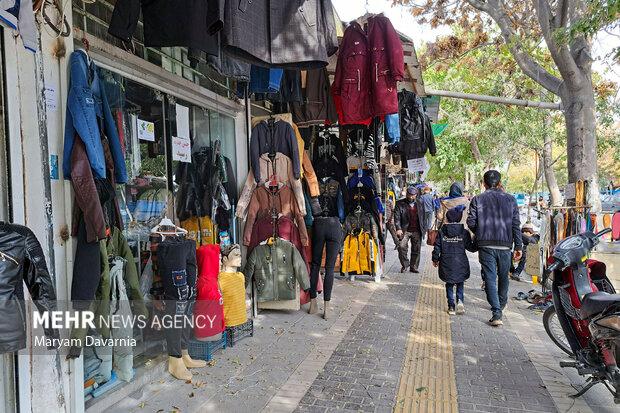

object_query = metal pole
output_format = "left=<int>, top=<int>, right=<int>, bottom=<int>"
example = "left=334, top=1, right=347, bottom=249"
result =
left=425, top=88, right=562, bottom=110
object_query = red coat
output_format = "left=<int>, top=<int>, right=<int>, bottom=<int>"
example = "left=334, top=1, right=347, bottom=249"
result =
left=333, top=22, right=372, bottom=125
left=333, top=15, right=404, bottom=123
left=367, top=14, right=404, bottom=117
left=194, top=245, right=225, bottom=339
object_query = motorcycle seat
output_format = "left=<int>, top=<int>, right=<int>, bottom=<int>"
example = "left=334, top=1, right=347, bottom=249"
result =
left=580, top=291, right=620, bottom=318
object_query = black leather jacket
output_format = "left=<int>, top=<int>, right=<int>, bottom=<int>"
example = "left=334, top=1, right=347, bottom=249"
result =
left=398, top=90, right=436, bottom=165
left=0, top=222, right=59, bottom=353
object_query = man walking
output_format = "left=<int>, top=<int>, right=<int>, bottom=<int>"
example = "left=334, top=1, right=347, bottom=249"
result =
left=467, top=170, right=522, bottom=326
left=394, top=185, right=423, bottom=273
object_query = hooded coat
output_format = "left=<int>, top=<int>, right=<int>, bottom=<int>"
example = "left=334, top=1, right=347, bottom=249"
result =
left=432, top=223, right=475, bottom=284
left=437, top=183, right=470, bottom=226
left=398, top=89, right=436, bottom=165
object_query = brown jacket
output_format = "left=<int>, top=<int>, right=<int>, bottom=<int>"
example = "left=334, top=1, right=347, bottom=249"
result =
left=70, top=136, right=106, bottom=242
left=243, top=185, right=309, bottom=247
left=237, top=153, right=307, bottom=219
left=436, top=196, right=469, bottom=226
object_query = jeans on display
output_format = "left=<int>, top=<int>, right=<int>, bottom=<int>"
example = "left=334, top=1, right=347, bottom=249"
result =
left=157, top=238, right=197, bottom=357
left=310, top=217, right=343, bottom=301
left=479, top=247, right=512, bottom=318
left=398, top=230, right=422, bottom=271
left=445, top=282, right=464, bottom=308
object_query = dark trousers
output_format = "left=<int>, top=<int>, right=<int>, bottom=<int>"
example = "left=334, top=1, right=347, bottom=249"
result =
left=398, top=230, right=421, bottom=270
left=157, top=238, right=197, bottom=357
left=479, top=247, right=512, bottom=318
left=310, top=217, right=343, bottom=301
left=446, top=282, right=464, bottom=307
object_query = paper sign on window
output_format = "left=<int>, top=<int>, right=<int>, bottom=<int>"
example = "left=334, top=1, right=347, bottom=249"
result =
left=137, top=119, right=155, bottom=142
left=172, top=136, right=191, bottom=163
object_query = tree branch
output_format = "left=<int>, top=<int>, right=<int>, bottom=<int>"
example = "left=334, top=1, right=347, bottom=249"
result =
left=553, top=0, right=569, bottom=28
left=466, top=0, right=563, bottom=96
left=425, top=41, right=495, bottom=69
left=535, top=0, right=582, bottom=88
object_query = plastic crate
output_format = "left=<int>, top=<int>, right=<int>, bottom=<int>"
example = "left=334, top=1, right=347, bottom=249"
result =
left=226, top=319, right=254, bottom=347
left=187, top=331, right=227, bottom=361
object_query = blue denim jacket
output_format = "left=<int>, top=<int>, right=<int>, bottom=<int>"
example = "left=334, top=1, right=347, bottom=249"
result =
left=63, top=51, right=127, bottom=183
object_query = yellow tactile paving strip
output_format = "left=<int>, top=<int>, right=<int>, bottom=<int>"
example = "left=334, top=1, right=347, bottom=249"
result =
left=395, top=259, right=459, bottom=413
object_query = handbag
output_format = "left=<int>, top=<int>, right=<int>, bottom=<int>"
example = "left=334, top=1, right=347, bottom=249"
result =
left=426, top=218, right=440, bottom=246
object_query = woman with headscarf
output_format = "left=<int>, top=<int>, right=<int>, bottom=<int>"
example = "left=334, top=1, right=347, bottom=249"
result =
left=436, top=182, right=470, bottom=227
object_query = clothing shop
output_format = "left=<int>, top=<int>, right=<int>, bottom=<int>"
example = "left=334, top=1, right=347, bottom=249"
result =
left=0, top=1, right=435, bottom=411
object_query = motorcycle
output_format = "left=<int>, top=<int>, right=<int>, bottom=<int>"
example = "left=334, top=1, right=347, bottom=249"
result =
left=542, top=228, right=620, bottom=402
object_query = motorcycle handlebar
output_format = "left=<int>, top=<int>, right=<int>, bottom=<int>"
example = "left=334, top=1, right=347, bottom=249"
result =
left=595, top=228, right=612, bottom=238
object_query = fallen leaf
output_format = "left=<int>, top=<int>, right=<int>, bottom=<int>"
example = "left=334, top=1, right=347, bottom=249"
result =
left=207, top=360, right=217, bottom=367
left=138, top=402, right=146, bottom=408
left=415, top=387, right=427, bottom=393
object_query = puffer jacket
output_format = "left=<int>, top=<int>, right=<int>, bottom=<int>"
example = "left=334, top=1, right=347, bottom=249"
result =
left=431, top=223, right=475, bottom=284
left=0, top=222, right=59, bottom=353
left=243, top=239, right=310, bottom=302
left=398, top=89, right=436, bottom=166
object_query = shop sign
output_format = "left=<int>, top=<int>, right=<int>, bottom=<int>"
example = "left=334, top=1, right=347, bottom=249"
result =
left=407, top=157, right=429, bottom=173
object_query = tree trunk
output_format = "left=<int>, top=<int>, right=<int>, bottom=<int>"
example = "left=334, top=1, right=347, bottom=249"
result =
left=541, top=121, right=562, bottom=206
left=560, top=81, right=601, bottom=210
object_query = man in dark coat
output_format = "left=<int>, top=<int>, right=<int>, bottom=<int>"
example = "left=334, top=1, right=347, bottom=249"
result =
left=394, top=185, right=423, bottom=273
left=432, top=206, right=475, bottom=315
left=467, top=170, right=523, bottom=327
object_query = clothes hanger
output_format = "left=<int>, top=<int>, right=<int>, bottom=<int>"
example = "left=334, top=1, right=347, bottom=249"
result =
left=151, top=217, right=187, bottom=239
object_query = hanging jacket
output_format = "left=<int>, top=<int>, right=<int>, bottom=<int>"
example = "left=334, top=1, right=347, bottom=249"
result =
left=312, top=132, right=348, bottom=178
left=244, top=185, right=309, bottom=247
left=250, top=120, right=300, bottom=183
left=398, top=89, right=436, bottom=164
left=316, top=177, right=345, bottom=221
left=333, top=22, right=372, bottom=125
left=219, top=0, right=338, bottom=68
left=108, top=0, right=219, bottom=58
left=344, top=211, right=379, bottom=242
left=243, top=238, right=310, bottom=302
left=63, top=51, right=128, bottom=183
left=247, top=216, right=306, bottom=263
left=291, top=68, right=338, bottom=127
left=70, top=227, right=147, bottom=349
left=236, top=153, right=307, bottom=220
left=431, top=223, right=475, bottom=284
left=367, top=14, right=404, bottom=117
left=341, top=232, right=377, bottom=276
left=194, top=245, right=226, bottom=339
left=249, top=66, right=284, bottom=94
left=0, top=0, right=37, bottom=52
left=0, top=222, right=59, bottom=353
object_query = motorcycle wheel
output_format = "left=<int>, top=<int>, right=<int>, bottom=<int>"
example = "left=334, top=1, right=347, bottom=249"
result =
left=543, top=305, right=574, bottom=356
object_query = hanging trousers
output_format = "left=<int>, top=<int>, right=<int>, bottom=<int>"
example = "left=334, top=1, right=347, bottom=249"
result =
left=157, top=238, right=197, bottom=357
left=310, top=217, right=343, bottom=301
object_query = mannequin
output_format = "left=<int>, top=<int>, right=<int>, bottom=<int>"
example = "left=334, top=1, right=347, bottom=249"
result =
left=219, top=245, right=248, bottom=327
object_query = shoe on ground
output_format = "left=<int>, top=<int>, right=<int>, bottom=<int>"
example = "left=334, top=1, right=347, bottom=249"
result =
left=489, top=316, right=503, bottom=327
left=410, top=268, right=419, bottom=273
left=447, top=306, right=456, bottom=315
left=323, top=300, right=330, bottom=320
left=510, top=273, right=522, bottom=281
left=400, top=266, right=406, bottom=273
left=308, top=298, right=319, bottom=314
left=456, top=302, right=465, bottom=315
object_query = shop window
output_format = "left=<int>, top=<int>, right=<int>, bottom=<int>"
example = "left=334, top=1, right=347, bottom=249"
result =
left=83, top=68, right=237, bottom=407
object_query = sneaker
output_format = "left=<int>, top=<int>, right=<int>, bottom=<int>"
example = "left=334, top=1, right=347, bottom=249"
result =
left=448, top=306, right=456, bottom=315
left=510, top=273, right=522, bottom=281
left=489, top=316, right=503, bottom=327
left=456, top=302, right=465, bottom=315
left=400, top=267, right=406, bottom=273
left=410, top=268, right=419, bottom=273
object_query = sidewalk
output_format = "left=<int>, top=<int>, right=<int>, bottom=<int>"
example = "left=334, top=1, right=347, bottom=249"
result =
left=104, top=243, right=616, bottom=413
